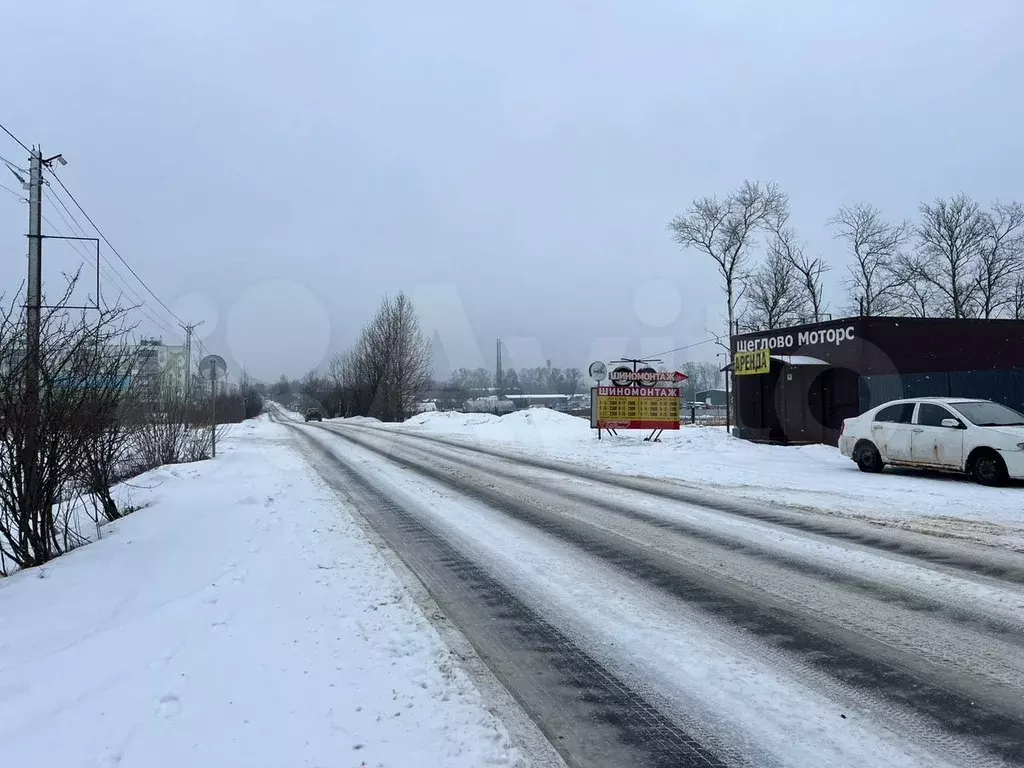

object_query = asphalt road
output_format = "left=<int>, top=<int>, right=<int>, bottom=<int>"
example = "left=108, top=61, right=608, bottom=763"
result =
left=277, top=413, right=1024, bottom=768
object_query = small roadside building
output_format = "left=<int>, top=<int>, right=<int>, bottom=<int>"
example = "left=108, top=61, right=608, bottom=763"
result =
left=694, top=388, right=727, bottom=407
left=730, top=316, right=1024, bottom=446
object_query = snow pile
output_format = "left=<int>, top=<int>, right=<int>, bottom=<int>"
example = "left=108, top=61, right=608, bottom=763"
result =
left=402, top=410, right=504, bottom=431
left=397, top=408, right=588, bottom=449
left=374, top=411, right=1024, bottom=550
left=336, top=415, right=381, bottom=425
left=0, top=416, right=521, bottom=768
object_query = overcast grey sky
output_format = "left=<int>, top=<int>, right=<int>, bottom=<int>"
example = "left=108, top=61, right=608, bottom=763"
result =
left=1, top=1, right=1021, bottom=381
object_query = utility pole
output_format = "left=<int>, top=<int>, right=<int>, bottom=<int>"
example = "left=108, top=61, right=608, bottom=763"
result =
left=496, top=338, right=503, bottom=397
left=23, top=148, right=43, bottom=505
left=26, top=148, right=42, bottom=413
left=23, top=146, right=65, bottom=520
left=180, top=321, right=204, bottom=396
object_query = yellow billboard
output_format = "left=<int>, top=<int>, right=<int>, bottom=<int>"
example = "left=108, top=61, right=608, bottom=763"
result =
left=592, top=386, right=681, bottom=430
left=734, top=348, right=771, bottom=376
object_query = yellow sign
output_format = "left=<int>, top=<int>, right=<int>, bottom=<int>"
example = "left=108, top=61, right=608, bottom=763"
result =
left=593, top=386, right=681, bottom=430
left=734, top=348, right=771, bottom=376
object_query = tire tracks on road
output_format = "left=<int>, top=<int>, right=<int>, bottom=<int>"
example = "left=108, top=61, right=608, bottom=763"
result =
left=318, top=421, right=1024, bottom=765
left=284, top=420, right=730, bottom=768
left=344, top=422, right=1024, bottom=584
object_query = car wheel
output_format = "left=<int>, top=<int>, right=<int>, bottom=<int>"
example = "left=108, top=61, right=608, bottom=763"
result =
left=970, top=450, right=1007, bottom=487
left=854, top=441, right=884, bottom=473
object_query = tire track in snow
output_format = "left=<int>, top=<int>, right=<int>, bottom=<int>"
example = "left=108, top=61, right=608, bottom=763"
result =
left=349, top=424, right=1024, bottom=584
left=376, top=428, right=1024, bottom=644
left=285, top=423, right=729, bottom=768
left=319, top=422, right=1024, bottom=766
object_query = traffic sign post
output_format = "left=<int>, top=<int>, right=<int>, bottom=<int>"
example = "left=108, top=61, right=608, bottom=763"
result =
left=198, top=354, right=227, bottom=458
left=587, top=361, right=608, bottom=383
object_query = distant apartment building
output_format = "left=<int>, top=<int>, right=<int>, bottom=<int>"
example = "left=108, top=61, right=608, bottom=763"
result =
left=133, top=339, right=188, bottom=405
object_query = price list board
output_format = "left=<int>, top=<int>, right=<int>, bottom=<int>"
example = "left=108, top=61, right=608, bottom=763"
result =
left=592, top=386, right=681, bottom=430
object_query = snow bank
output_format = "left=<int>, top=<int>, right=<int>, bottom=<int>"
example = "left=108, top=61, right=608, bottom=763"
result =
left=0, top=416, right=521, bottom=768
left=336, top=415, right=382, bottom=425
left=374, top=409, right=1024, bottom=550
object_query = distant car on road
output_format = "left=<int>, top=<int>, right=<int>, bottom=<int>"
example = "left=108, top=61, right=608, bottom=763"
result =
left=839, top=397, right=1024, bottom=485
left=304, top=408, right=323, bottom=422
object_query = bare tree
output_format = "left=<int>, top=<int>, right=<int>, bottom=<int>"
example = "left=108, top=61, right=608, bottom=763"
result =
left=555, top=367, right=583, bottom=396
left=132, top=394, right=212, bottom=470
left=767, top=221, right=828, bottom=323
left=1013, top=276, right=1024, bottom=320
left=335, top=292, right=432, bottom=422
left=828, top=203, right=911, bottom=316
left=384, top=293, right=432, bottom=421
left=892, top=256, right=938, bottom=318
left=0, top=278, right=136, bottom=570
left=670, top=180, right=788, bottom=335
left=744, top=239, right=807, bottom=330
left=973, top=201, right=1024, bottom=319
left=78, top=373, right=140, bottom=523
left=915, top=194, right=988, bottom=318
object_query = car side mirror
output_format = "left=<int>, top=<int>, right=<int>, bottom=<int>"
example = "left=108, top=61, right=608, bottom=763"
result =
left=940, top=418, right=962, bottom=429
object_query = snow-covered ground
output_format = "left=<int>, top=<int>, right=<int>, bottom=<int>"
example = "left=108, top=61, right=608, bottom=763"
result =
left=352, top=409, right=1024, bottom=550
left=0, top=417, right=524, bottom=768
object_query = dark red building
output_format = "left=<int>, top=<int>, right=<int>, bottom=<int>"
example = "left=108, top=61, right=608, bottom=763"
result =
left=730, top=316, right=1024, bottom=445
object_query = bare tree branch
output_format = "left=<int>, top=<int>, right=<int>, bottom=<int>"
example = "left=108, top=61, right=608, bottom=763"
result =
left=915, top=194, right=988, bottom=318
left=333, top=293, right=432, bottom=422
left=670, top=180, right=788, bottom=335
left=1013, top=276, right=1024, bottom=320
left=973, top=200, right=1024, bottom=319
left=744, top=237, right=807, bottom=330
left=828, top=203, right=911, bottom=316
left=767, top=220, right=828, bottom=323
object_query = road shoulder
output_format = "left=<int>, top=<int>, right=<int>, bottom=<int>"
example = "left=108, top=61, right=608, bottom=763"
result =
left=0, top=416, right=535, bottom=768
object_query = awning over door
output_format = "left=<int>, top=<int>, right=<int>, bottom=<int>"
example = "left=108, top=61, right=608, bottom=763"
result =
left=770, top=355, right=829, bottom=366
left=723, top=354, right=829, bottom=372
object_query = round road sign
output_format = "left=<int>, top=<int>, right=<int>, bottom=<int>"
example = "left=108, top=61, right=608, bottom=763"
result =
left=588, top=361, right=607, bottom=382
left=198, top=354, right=228, bottom=381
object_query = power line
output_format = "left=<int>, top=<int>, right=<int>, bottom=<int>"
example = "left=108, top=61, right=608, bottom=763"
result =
left=0, top=180, right=23, bottom=200
left=5, top=126, right=192, bottom=349
left=646, top=335, right=724, bottom=359
left=44, top=183, right=90, bottom=236
left=43, top=185, right=182, bottom=336
left=41, top=206, right=178, bottom=335
left=46, top=168, right=186, bottom=328
left=0, top=120, right=30, bottom=154
left=1, top=152, right=26, bottom=173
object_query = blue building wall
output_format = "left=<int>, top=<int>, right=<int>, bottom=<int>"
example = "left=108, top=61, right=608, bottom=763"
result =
left=859, top=367, right=1024, bottom=412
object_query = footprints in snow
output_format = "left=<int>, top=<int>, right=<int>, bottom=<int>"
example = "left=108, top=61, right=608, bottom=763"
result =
left=157, top=693, right=181, bottom=719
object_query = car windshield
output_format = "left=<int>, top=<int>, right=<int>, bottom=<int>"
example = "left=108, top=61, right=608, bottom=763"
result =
left=950, top=401, right=1024, bottom=426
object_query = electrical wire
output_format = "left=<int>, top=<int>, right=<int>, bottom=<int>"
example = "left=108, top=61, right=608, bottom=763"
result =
left=3, top=122, right=191, bottom=348
left=0, top=120, right=30, bottom=154
left=46, top=168, right=186, bottom=328
left=0, top=180, right=24, bottom=200
left=43, top=188, right=147, bottom=303
left=1, top=153, right=26, bottom=174
left=646, top=335, right=724, bottom=359
left=41, top=207, right=178, bottom=336
left=42, top=179, right=186, bottom=340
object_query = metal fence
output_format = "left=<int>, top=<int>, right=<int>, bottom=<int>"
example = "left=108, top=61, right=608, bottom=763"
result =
left=859, top=367, right=1024, bottom=413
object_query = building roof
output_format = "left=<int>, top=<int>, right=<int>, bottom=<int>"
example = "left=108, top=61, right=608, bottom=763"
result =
left=771, top=354, right=829, bottom=366
left=504, top=393, right=569, bottom=400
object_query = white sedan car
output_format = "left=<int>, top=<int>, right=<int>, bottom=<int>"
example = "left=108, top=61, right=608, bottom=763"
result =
left=839, top=397, right=1024, bottom=486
